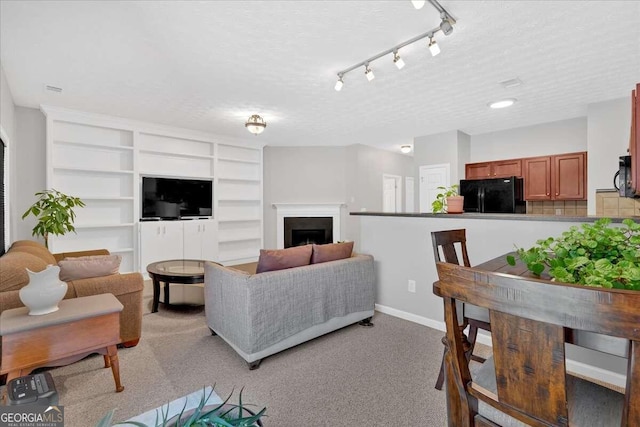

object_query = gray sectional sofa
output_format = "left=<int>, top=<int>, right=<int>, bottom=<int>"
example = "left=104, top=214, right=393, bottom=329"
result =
left=204, top=254, right=375, bottom=369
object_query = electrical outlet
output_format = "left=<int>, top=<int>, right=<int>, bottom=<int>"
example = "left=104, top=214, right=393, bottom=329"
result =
left=408, top=279, right=416, bottom=293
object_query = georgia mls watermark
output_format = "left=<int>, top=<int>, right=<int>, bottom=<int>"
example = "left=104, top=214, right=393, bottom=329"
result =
left=0, top=405, right=64, bottom=427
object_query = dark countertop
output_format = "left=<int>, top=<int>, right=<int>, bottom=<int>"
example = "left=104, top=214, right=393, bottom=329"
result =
left=349, top=212, right=637, bottom=223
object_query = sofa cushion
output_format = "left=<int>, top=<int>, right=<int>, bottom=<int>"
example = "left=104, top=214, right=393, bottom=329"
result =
left=311, top=242, right=354, bottom=264
left=58, top=255, right=122, bottom=281
left=9, top=244, right=57, bottom=265
left=0, top=251, right=48, bottom=292
left=256, top=245, right=312, bottom=274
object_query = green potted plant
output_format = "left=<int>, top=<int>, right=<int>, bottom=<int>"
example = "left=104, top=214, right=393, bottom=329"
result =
left=431, top=184, right=464, bottom=214
left=507, top=218, right=640, bottom=290
left=97, top=387, right=266, bottom=427
left=21, top=189, right=85, bottom=248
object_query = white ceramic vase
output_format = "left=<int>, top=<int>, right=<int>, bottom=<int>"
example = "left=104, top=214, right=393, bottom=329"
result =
left=20, top=265, right=68, bottom=315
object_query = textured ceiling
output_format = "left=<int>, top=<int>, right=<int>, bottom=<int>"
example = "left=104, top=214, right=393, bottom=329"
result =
left=1, top=1, right=639, bottom=152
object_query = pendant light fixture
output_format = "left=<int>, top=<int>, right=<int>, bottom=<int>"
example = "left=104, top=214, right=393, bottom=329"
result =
left=245, top=114, right=267, bottom=135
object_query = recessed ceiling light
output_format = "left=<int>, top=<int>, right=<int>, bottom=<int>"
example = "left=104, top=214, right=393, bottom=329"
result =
left=488, top=98, right=517, bottom=109
left=499, top=78, right=523, bottom=89
left=44, top=84, right=63, bottom=93
left=400, top=145, right=412, bottom=154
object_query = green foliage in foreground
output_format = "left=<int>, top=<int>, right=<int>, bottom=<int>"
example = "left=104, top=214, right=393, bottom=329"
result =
left=96, top=387, right=266, bottom=427
left=507, top=218, right=640, bottom=290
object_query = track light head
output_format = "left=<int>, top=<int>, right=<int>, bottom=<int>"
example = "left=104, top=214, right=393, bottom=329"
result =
left=393, top=52, right=405, bottom=70
left=411, top=0, right=425, bottom=9
left=335, top=75, right=344, bottom=91
left=428, top=37, right=441, bottom=56
left=440, top=18, right=454, bottom=36
left=364, top=65, right=375, bottom=82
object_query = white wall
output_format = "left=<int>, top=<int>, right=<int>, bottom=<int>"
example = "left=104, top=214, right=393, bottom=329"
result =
left=14, top=107, right=46, bottom=241
left=1, top=64, right=16, bottom=247
left=469, top=117, right=587, bottom=162
left=587, top=97, right=630, bottom=214
left=263, top=144, right=413, bottom=250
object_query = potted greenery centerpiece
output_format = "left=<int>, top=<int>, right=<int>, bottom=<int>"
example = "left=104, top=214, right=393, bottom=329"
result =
left=21, top=189, right=85, bottom=248
left=431, top=184, right=464, bottom=214
left=97, top=387, right=266, bottom=427
left=507, top=218, right=640, bottom=290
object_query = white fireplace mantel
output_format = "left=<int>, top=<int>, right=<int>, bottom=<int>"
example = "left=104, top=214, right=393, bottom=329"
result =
left=273, top=203, right=345, bottom=249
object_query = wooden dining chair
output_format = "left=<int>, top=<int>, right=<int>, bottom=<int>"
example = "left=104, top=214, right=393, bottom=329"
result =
left=434, top=261, right=640, bottom=427
left=431, top=229, right=491, bottom=390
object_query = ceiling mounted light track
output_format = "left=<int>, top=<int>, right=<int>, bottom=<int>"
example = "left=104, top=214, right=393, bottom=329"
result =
left=334, top=0, right=456, bottom=91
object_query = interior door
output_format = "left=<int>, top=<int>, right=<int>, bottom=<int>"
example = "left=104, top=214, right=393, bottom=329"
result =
left=405, top=176, right=415, bottom=213
left=383, top=175, right=398, bottom=213
left=419, top=164, right=450, bottom=212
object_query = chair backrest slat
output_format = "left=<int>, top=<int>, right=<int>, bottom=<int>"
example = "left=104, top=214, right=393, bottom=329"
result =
left=431, top=229, right=470, bottom=267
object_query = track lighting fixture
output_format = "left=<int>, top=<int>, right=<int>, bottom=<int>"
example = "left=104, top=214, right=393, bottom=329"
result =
left=334, top=0, right=456, bottom=91
left=411, top=0, right=425, bottom=9
left=245, top=114, right=267, bottom=135
left=428, top=37, right=440, bottom=56
left=365, top=65, right=375, bottom=82
left=400, top=145, right=412, bottom=154
left=393, top=52, right=405, bottom=70
left=440, top=17, right=454, bottom=36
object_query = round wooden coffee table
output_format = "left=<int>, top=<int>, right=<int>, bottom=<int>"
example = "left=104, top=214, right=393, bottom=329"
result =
left=147, top=259, right=209, bottom=313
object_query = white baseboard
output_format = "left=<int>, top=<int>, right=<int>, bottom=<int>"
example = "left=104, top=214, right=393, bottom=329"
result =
left=374, top=304, right=626, bottom=390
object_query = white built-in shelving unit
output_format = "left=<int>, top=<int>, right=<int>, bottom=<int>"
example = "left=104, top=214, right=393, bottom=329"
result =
left=42, top=106, right=264, bottom=272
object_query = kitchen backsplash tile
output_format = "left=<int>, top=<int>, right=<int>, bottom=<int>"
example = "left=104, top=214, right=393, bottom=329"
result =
left=595, top=190, right=640, bottom=217
left=526, top=200, right=588, bottom=216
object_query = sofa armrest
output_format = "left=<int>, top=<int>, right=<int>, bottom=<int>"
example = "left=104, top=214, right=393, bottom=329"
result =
left=204, top=262, right=251, bottom=351
left=53, top=249, right=110, bottom=263
left=71, top=272, right=144, bottom=297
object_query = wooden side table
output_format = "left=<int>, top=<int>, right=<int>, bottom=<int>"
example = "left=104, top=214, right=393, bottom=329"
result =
left=0, top=293, right=125, bottom=393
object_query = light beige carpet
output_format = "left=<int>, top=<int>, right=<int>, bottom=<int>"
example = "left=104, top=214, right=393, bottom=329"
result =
left=31, top=307, right=451, bottom=427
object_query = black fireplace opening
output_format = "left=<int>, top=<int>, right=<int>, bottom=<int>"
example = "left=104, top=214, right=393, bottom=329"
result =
left=284, top=217, right=333, bottom=248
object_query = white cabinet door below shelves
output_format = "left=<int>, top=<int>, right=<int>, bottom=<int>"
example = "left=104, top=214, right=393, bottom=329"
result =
left=183, top=220, right=218, bottom=261
left=140, top=222, right=184, bottom=273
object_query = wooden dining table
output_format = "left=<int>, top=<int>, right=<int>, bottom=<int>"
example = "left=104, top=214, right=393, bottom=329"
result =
left=468, top=252, right=630, bottom=359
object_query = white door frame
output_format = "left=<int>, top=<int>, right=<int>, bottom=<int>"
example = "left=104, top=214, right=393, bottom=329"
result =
left=382, top=174, right=403, bottom=213
left=419, top=163, right=450, bottom=213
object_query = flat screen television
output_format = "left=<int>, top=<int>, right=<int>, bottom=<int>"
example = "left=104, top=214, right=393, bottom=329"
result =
left=141, top=176, right=212, bottom=219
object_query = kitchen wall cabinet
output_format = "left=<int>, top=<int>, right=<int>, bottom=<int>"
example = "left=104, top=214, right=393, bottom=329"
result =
left=523, top=152, right=586, bottom=201
left=465, top=159, right=522, bottom=180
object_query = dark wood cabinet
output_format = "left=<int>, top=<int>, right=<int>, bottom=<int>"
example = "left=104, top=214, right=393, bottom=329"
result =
left=465, top=159, right=522, bottom=180
left=523, top=157, right=551, bottom=200
left=465, top=162, right=492, bottom=179
left=631, top=84, right=640, bottom=195
left=523, top=152, right=586, bottom=200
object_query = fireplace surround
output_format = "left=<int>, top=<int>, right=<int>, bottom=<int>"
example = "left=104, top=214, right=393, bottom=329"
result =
left=273, top=203, right=343, bottom=249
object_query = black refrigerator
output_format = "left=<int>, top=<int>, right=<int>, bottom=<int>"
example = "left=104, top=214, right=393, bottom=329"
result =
left=459, top=176, right=525, bottom=213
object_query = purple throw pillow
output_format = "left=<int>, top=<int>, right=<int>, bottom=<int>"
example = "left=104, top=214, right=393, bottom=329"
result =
left=310, top=242, right=354, bottom=264
left=256, top=245, right=313, bottom=274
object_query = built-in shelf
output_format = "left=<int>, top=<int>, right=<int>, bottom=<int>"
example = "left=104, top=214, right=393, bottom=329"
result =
left=218, top=198, right=261, bottom=202
left=53, top=166, right=134, bottom=175
left=139, top=149, right=214, bottom=160
left=54, top=140, right=134, bottom=151
left=78, top=196, right=134, bottom=201
left=138, top=172, right=215, bottom=180
left=218, top=218, right=261, bottom=223
left=110, top=248, right=134, bottom=254
left=217, top=177, right=261, bottom=183
left=219, top=236, right=261, bottom=243
left=218, top=157, right=261, bottom=165
left=74, top=223, right=135, bottom=229
left=219, top=253, right=259, bottom=264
